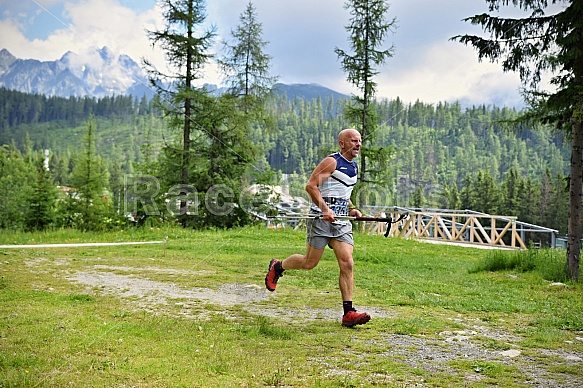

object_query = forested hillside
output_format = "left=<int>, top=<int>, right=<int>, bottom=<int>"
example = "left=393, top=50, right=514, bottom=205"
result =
left=261, top=95, right=568, bottom=198
left=0, top=87, right=165, bottom=173
left=0, top=87, right=570, bottom=235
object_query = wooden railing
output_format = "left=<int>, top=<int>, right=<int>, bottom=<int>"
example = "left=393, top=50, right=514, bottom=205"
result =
left=364, top=210, right=527, bottom=249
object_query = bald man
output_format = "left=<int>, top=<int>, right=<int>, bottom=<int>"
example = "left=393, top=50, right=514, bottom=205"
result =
left=265, top=129, right=371, bottom=327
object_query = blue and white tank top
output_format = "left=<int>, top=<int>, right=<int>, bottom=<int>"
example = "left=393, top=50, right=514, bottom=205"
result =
left=311, top=152, right=358, bottom=217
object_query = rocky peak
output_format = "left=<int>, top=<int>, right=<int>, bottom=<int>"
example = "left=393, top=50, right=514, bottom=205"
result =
left=0, top=47, right=151, bottom=98
left=0, top=49, right=17, bottom=74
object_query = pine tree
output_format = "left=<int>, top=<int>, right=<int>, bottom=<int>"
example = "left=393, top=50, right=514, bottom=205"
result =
left=453, top=0, right=582, bottom=280
left=335, top=0, right=397, bottom=194
left=185, top=93, right=259, bottom=228
left=501, top=168, right=522, bottom=216
left=108, top=160, right=123, bottom=213
left=143, top=0, right=216, bottom=226
left=549, top=173, right=569, bottom=235
left=69, top=118, right=111, bottom=230
left=218, top=1, right=278, bottom=183
left=26, top=157, right=58, bottom=231
left=440, top=182, right=462, bottom=210
left=218, top=1, right=278, bottom=115
left=409, top=186, right=426, bottom=208
left=539, top=169, right=554, bottom=229
left=0, top=144, right=34, bottom=229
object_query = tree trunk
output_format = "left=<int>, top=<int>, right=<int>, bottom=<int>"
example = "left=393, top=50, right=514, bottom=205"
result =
left=360, top=91, right=368, bottom=184
left=180, top=0, right=194, bottom=227
left=567, top=116, right=582, bottom=282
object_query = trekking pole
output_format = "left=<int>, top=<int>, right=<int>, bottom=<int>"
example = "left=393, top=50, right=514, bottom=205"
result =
left=267, top=212, right=409, bottom=238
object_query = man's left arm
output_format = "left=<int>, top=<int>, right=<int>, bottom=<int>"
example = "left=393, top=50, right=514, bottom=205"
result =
left=348, top=201, right=362, bottom=218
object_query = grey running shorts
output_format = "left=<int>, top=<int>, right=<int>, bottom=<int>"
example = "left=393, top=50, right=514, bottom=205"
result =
left=306, top=218, right=354, bottom=249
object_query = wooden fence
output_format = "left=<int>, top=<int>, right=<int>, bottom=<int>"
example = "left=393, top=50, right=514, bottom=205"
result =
left=364, top=210, right=527, bottom=249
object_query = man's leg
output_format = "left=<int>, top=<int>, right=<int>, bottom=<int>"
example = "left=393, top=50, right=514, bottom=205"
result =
left=281, top=244, right=325, bottom=270
left=265, top=244, right=324, bottom=291
left=328, top=239, right=354, bottom=301
left=329, top=239, right=370, bottom=327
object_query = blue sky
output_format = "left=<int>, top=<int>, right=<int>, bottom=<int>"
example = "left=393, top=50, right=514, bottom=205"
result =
left=0, top=0, right=563, bottom=108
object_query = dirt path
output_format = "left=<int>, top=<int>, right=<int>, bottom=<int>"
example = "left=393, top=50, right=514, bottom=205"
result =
left=26, top=258, right=583, bottom=387
left=0, top=241, right=165, bottom=249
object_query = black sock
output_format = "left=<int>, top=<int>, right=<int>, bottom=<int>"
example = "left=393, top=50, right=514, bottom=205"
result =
left=275, top=261, right=284, bottom=274
left=343, top=301, right=353, bottom=315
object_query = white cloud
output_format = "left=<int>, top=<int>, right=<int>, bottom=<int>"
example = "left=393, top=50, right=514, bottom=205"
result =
left=0, top=0, right=555, bottom=108
left=0, top=18, right=30, bottom=55
left=0, top=0, right=166, bottom=68
left=209, top=0, right=525, bottom=106
left=375, top=41, right=523, bottom=106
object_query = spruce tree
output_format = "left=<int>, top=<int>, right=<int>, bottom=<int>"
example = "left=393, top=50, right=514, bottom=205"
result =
left=69, top=118, right=110, bottom=231
left=335, top=0, right=397, bottom=206
left=26, top=157, right=58, bottom=231
left=218, top=1, right=278, bottom=185
left=218, top=1, right=278, bottom=114
left=0, top=144, right=34, bottom=230
left=143, top=0, right=216, bottom=226
left=453, top=0, right=582, bottom=280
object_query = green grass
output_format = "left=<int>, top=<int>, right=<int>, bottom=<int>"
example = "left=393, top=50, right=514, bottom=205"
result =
left=0, top=226, right=582, bottom=387
left=470, top=248, right=570, bottom=282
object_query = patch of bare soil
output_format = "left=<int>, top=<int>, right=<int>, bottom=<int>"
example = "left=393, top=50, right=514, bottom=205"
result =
left=36, top=259, right=582, bottom=387
left=66, top=267, right=394, bottom=323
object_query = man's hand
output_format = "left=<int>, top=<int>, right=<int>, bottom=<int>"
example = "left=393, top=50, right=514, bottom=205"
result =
left=349, top=208, right=362, bottom=218
left=322, top=208, right=336, bottom=222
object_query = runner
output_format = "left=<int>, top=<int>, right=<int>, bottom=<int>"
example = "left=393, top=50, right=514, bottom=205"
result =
left=265, top=128, right=370, bottom=328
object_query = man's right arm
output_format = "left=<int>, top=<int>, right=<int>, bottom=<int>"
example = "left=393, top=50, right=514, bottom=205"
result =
left=305, top=156, right=337, bottom=222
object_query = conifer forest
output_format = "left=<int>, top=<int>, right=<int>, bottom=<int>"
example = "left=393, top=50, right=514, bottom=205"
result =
left=0, top=87, right=569, bottom=238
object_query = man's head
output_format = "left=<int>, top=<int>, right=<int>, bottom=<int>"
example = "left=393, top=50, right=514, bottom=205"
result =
left=338, top=129, right=362, bottom=161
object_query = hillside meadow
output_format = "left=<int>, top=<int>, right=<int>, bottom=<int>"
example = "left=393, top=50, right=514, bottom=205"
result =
left=0, top=226, right=582, bottom=387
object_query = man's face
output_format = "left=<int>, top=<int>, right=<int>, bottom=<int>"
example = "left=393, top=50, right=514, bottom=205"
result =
left=340, top=131, right=362, bottom=160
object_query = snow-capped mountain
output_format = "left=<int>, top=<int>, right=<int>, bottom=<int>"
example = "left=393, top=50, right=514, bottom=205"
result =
left=0, top=47, right=153, bottom=98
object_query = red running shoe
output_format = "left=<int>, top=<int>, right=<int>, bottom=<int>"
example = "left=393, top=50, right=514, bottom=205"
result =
left=265, top=259, right=283, bottom=292
left=342, top=310, right=371, bottom=327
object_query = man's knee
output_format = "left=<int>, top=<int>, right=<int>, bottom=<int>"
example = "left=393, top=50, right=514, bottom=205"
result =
left=303, top=245, right=324, bottom=270
left=338, top=256, right=354, bottom=272
left=303, top=260, right=319, bottom=270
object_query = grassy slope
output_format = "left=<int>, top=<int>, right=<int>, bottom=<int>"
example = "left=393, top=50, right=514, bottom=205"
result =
left=0, top=226, right=581, bottom=387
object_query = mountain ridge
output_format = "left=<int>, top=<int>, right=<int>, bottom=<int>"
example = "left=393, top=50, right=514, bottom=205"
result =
left=0, top=48, right=349, bottom=102
left=0, top=47, right=164, bottom=99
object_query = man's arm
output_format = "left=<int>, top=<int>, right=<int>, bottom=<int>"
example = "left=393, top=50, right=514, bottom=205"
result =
left=348, top=201, right=362, bottom=218
left=305, top=156, right=336, bottom=222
